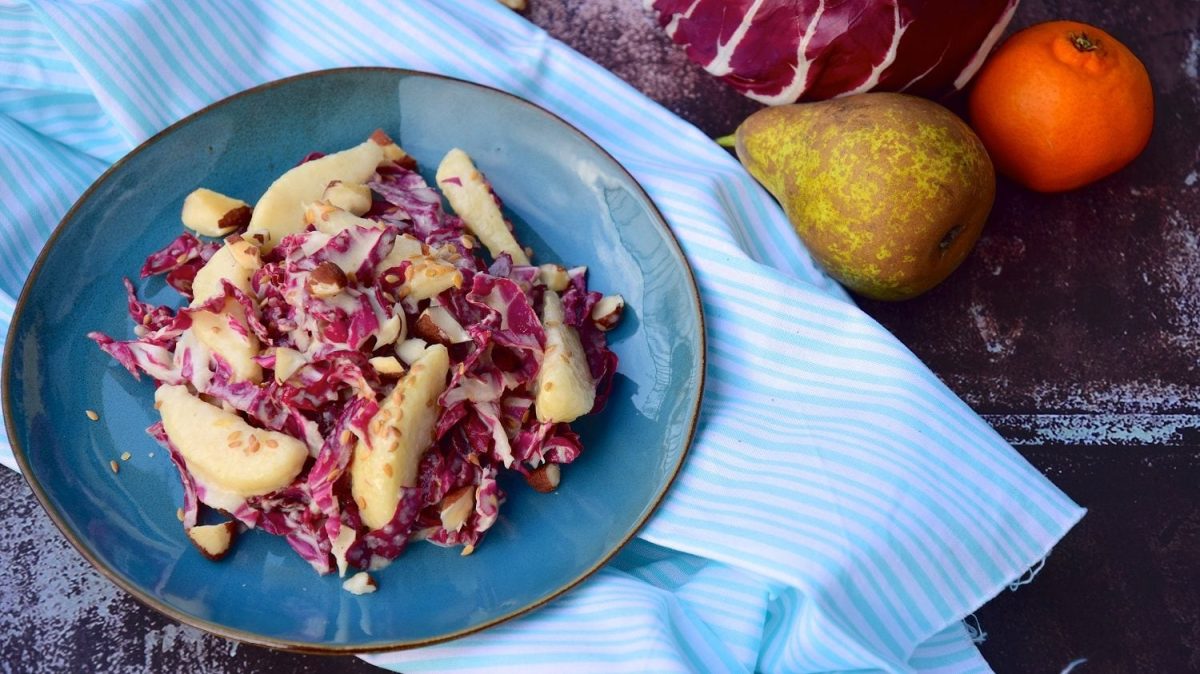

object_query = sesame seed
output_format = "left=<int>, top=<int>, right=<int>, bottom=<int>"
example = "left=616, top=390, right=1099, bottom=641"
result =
left=85, top=409, right=99, bottom=421
left=265, top=439, right=278, bottom=448
left=227, top=431, right=242, bottom=442
left=120, top=452, right=131, bottom=461
left=148, top=452, right=155, bottom=458
left=109, top=460, right=119, bottom=474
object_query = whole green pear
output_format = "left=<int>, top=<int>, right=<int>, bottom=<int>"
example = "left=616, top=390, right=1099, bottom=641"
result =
left=734, top=93, right=995, bottom=301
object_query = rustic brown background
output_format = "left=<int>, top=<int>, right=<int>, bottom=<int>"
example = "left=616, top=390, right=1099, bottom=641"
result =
left=2, top=1, right=1197, bottom=672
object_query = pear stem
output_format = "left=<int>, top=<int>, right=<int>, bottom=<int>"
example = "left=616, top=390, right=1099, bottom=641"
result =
left=715, top=134, right=737, bottom=149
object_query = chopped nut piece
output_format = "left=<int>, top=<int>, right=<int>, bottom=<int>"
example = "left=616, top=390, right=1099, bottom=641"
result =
left=187, top=521, right=237, bottom=561
left=414, top=306, right=471, bottom=345
left=375, top=314, right=405, bottom=347
left=369, top=356, right=406, bottom=376
left=120, top=452, right=132, bottom=461
left=590, top=294, right=625, bottom=331
left=85, top=409, right=100, bottom=421
left=526, top=463, right=561, bottom=493
left=439, top=486, right=475, bottom=532
left=176, top=508, right=185, bottom=522
left=413, top=312, right=451, bottom=346
left=395, top=338, right=429, bottom=365
left=306, top=261, right=348, bottom=297
left=342, top=572, right=377, bottom=595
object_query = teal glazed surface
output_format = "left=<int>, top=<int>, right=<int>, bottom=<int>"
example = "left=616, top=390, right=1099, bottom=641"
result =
left=2, top=69, right=704, bottom=652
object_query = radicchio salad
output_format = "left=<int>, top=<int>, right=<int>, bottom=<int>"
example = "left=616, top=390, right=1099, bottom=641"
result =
left=89, top=131, right=623, bottom=593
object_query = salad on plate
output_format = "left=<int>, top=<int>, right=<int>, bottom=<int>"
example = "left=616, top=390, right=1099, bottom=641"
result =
left=89, top=130, right=624, bottom=593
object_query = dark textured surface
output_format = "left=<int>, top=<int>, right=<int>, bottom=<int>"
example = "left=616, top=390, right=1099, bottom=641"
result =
left=3, top=1, right=1197, bottom=672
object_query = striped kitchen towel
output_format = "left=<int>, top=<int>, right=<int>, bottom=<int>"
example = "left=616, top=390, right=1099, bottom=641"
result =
left=0, top=1, right=1084, bottom=672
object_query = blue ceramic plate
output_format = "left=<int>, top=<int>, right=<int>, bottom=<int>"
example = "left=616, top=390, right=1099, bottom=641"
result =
left=3, top=68, right=704, bottom=652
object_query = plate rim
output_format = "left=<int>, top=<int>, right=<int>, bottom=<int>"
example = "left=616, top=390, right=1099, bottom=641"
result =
left=1, top=66, right=706, bottom=654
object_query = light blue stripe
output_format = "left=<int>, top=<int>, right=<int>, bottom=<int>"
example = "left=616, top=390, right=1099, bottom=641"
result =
left=705, top=357, right=1056, bottom=566
left=29, top=1, right=154, bottom=139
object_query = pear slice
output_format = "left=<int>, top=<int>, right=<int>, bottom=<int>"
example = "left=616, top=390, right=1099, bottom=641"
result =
left=156, top=384, right=308, bottom=500
left=186, top=521, right=237, bottom=560
left=181, top=189, right=251, bottom=238
left=191, top=239, right=260, bottom=306
left=303, top=201, right=384, bottom=236
left=190, top=300, right=262, bottom=384
left=435, top=148, right=530, bottom=265
left=246, top=139, right=385, bottom=251
left=188, top=240, right=263, bottom=382
left=272, top=346, right=306, bottom=384
left=438, top=486, right=475, bottom=533
left=405, top=256, right=463, bottom=301
left=351, top=344, right=450, bottom=530
left=534, top=290, right=595, bottom=423
left=322, top=181, right=373, bottom=216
